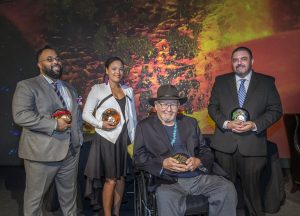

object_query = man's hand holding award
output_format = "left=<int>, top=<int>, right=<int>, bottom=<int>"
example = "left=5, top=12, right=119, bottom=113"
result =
left=52, top=108, right=72, bottom=132
left=163, top=153, right=201, bottom=172
left=229, top=108, right=255, bottom=133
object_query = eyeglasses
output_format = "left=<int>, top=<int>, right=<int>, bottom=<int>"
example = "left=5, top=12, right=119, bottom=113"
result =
left=39, top=56, right=62, bottom=63
left=157, top=102, right=179, bottom=110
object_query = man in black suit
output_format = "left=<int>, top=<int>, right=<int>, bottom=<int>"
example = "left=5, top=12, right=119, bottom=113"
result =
left=208, top=46, right=283, bottom=216
left=133, top=85, right=237, bottom=216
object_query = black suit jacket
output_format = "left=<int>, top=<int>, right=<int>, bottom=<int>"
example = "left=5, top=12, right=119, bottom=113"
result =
left=208, top=71, right=282, bottom=156
left=133, top=114, right=214, bottom=183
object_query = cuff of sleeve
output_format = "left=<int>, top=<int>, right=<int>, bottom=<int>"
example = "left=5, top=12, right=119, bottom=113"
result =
left=223, top=120, right=230, bottom=129
left=198, top=164, right=209, bottom=174
left=159, top=168, right=164, bottom=176
left=252, top=123, right=258, bottom=132
left=51, top=120, right=57, bottom=135
left=96, top=120, right=103, bottom=129
left=54, top=121, right=57, bottom=130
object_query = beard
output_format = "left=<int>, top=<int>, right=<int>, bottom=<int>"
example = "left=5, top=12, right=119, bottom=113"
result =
left=234, top=64, right=252, bottom=78
left=158, top=112, right=177, bottom=125
left=43, top=64, right=63, bottom=79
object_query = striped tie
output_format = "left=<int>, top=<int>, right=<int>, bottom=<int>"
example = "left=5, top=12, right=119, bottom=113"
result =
left=53, top=82, right=67, bottom=109
left=53, top=82, right=73, bottom=152
left=238, top=79, right=246, bottom=107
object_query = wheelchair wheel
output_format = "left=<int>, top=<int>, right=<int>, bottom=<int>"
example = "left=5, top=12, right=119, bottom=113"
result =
left=134, top=172, right=147, bottom=216
left=147, top=188, right=157, bottom=216
left=134, top=172, right=157, bottom=216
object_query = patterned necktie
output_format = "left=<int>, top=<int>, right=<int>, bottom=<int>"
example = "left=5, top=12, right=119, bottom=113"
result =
left=238, top=79, right=246, bottom=107
left=53, top=82, right=67, bottom=109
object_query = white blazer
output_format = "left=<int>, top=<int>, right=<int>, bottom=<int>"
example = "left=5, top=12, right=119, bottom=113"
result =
left=82, top=83, right=137, bottom=144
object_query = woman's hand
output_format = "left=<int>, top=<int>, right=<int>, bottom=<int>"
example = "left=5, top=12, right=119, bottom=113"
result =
left=102, top=120, right=118, bottom=131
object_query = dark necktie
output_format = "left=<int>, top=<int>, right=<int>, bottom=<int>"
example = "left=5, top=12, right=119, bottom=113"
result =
left=238, top=79, right=246, bottom=107
left=53, top=82, right=74, bottom=153
left=53, top=82, right=67, bottom=109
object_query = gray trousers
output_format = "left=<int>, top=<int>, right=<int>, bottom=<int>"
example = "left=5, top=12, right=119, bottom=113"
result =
left=23, top=149, right=80, bottom=216
left=155, top=174, right=237, bottom=216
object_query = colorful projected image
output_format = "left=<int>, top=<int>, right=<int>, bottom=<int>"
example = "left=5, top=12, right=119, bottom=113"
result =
left=0, top=0, right=300, bottom=162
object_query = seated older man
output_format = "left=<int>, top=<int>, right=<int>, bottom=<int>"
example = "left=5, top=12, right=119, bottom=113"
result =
left=133, top=85, right=237, bottom=216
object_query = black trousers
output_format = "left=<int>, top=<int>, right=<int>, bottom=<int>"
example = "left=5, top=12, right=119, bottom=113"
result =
left=215, top=149, right=266, bottom=216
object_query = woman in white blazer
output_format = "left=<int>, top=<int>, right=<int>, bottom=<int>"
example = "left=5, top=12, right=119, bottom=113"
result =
left=82, top=57, right=137, bottom=216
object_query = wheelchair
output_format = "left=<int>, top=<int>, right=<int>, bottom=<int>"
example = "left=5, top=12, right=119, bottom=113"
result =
left=134, top=171, right=209, bottom=216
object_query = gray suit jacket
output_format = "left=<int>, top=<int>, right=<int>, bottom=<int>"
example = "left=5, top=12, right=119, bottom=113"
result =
left=12, top=75, right=83, bottom=162
left=208, top=72, right=282, bottom=156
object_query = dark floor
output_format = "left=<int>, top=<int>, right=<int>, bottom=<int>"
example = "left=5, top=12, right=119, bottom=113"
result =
left=0, top=165, right=134, bottom=216
left=1, top=166, right=300, bottom=216
left=1, top=139, right=300, bottom=216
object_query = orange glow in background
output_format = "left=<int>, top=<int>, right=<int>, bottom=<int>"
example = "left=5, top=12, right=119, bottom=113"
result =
left=1, top=0, right=299, bottom=159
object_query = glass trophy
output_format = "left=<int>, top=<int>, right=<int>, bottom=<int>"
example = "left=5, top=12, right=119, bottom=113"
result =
left=231, top=108, right=250, bottom=122
left=102, top=108, right=121, bottom=126
left=172, top=153, right=190, bottom=164
left=52, top=109, right=72, bottom=123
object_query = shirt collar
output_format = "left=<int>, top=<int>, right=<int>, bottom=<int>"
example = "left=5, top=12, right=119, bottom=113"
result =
left=235, top=70, right=252, bottom=83
left=41, top=74, right=61, bottom=85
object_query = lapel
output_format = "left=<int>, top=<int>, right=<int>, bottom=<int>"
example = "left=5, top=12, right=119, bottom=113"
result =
left=38, top=75, right=77, bottom=112
left=152, top=116, right=173, bottom=152
left=106, top=82, right=130, bottom=100
left=176, top=115, right=184, bottom=141
left=243, top=72, right=259, bottom=108
left=227, top=73, right=240, bottom=107
left=103, top=83, right=122, bottom=112
left=177, top=115, right=195, bottom=154
left=104, top=83, right=131, bottom=119
left=37, top=75, right=63, bottom=107
left=63, top=81, right=77, bottom=113
left=105, top=82, right=125, bottom=93
left=176, top=115, right=189, bottom=151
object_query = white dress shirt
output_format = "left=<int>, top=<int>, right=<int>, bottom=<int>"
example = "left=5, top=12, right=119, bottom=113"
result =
left=235, top=71, right=252, bottom=93
left=43, top=75, right=72, bottom=110
left=223, top=71, right=257, bottom=131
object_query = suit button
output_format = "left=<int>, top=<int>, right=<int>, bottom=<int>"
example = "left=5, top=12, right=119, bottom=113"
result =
left=67, top=132, right=70, bottom=134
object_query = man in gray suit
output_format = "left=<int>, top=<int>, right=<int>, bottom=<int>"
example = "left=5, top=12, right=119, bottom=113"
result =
left=12, top=45, right=83, bottom=216
left=208, top=47, right=282, bottom=216
left=134, top=85, right=237, bottom=216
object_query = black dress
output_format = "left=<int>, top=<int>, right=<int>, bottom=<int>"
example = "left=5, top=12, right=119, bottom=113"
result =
left=84, top=97, right=130, bottom=208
